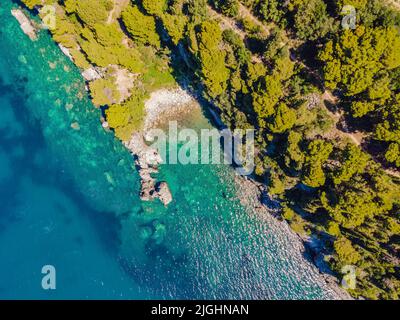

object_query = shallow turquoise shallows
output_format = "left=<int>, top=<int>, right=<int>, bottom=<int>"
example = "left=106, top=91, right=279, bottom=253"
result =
left=0, top=1, right=337, bottom=299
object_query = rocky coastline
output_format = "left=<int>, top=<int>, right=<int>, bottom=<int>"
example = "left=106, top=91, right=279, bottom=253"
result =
left=123, top=88, right=198, bottom=207
left=124, top=132, right=172, bottom=206
left=144, top=88, right=197, bottom=131
left=231, top=174, right=353, bottom=300
left=11, top=8, right=37, bottom=41
left=11, top=6, right=352, bottom=299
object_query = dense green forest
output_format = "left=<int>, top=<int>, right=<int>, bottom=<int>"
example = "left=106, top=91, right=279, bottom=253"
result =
left=20, top=0, right=400, bottom=299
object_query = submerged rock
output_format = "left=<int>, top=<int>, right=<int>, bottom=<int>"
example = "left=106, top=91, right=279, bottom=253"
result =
left=151, top=221, right=167, bottom=245
left=11, top=9, right=37, bottom=41
left=70, top=122, right=80, bottom=131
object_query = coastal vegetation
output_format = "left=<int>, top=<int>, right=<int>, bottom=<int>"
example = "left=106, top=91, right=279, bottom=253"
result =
left=20, top=0, right=400, bottom=299
left=23, top=0, right=175, bottom=137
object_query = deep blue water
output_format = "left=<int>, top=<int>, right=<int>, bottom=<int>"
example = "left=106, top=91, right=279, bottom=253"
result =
left=0, top=1, right=339, bottom=299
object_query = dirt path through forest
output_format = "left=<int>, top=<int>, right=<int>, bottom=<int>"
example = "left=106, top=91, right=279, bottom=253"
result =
left=107, top=0, right=130, bottom=24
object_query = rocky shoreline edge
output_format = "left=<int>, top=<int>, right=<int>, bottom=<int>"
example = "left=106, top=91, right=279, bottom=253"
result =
left=122, top=88, right=197, bottom=207
left=10, top=7, right=174, bottom=207
left=129, top=84, right=352, bottom=299
left=231, top=174, right=353, bottom=300
left=11, top=7, right=352, bottom=299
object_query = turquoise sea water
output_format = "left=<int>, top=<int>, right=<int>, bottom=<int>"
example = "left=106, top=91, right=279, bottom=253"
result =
left=0, top=1, right=338, bottom=299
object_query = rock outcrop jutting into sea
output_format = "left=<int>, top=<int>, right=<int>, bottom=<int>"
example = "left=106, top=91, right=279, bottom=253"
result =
left=124, top=132, right=172, bottom=206
left=11, top=9, right=37, bottom=40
